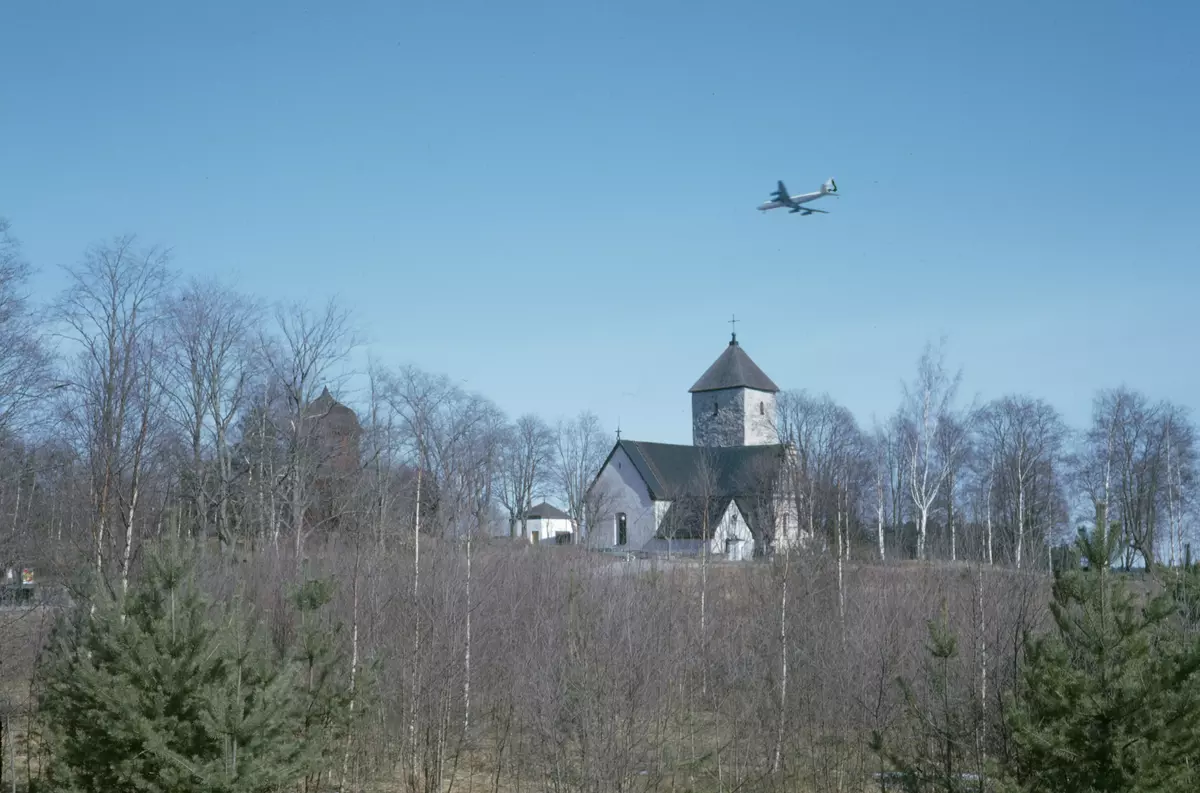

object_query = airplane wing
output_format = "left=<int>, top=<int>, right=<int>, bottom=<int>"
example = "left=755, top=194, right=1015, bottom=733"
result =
left=770, top=180, right=794, bottom=205
left=789, top=206, right=828, bottom=215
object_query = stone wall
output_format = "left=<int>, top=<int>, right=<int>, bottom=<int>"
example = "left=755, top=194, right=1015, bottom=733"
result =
left=692, top=389, right=745, bottom=446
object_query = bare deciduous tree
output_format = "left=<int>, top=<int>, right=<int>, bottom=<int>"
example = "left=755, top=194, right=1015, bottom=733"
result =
left=497, top=414, right=554, bottom=539
left=978, top=395, right=1068, bottom=568
left=0, top=218, right=51, bottom=437
left=55, top=235, right=173, bottom=597
left=163, top=278, right=261, bottom=551
left=260, top=297, right=357, bottom=558
left=553, top=410, right=610, bottom=542
left=1080, top=387, right=1196, bottom=569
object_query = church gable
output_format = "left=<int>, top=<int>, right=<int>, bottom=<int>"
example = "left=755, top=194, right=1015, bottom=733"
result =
left=655, top=495, right=733, bottom=540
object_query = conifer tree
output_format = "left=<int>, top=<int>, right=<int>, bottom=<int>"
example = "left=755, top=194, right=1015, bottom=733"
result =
left=34, top=546, right=347, bottom=793
left=872, top=603, right=977, bottom=793
left=999, top=506, right=1200, bottom=793
left=290, top=577, right=355, bottom=793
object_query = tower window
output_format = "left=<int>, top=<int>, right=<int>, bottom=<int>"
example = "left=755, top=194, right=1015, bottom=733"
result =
left=759, top=401, right=765, bottom=415
left=713, top=400, right=719, bottom=417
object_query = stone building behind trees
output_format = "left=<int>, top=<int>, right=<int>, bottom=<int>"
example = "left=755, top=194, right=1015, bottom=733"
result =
left=301, top=386, right=362, bottom=535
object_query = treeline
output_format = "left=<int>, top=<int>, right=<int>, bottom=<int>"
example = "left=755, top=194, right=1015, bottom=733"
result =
left=1, top=221, right=1196, bottom=572
left=0, top=224, right=616, bottom=577
left=777, top=343, right=1196, bottom=572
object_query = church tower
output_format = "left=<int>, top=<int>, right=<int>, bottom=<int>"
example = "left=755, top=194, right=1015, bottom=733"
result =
left=689, top=332, right=780, bottom=447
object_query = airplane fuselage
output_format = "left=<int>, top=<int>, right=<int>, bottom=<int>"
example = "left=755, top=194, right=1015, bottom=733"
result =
left=757, top=190, right=824, bottom=211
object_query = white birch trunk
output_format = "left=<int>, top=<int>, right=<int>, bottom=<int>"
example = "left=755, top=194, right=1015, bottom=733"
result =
left=917, top=507, right=929, bottom=561
left=836, top=485, right=846, bottom=629
left=1016, top=483, right=1025, bottom=570
left=10, top=483, right=20, bottom=538
left=986, top=455, right=995, bottom=565
left=975, top=564, right=987, bottom=764
left=876, top=473, right=886, bottom=562
left=121, top=477, right=141, bottom=602
left=409, top=452, right=422, bottom=784
left=1166, top=420, right=1178, bottom=567
left=948, top=469, right=956, bottom=562
left=463, top=529, right=472, bottom=746
left=836, top=528, right=845, bottom=627
left=772, top=547, right=790, bottom=774
left=340, top=543, right=361, bottom=791
left=700, top=505, right=708, bottom=699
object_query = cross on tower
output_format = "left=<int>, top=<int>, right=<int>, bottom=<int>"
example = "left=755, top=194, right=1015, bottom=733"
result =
left=729, top=314, right=739, bottom=342
left=615, top=419, right=622, bottom=441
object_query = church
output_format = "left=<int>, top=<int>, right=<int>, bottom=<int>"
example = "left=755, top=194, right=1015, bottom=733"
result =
left=584, top=332, right=803, bottom=560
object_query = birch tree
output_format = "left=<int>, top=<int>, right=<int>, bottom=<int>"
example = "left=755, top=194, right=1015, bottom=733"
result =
left=1162, top=404, right=1197, bottom=567
left=979, top=395, right=1067, bottom=568
left=898, top=341, right=968, bottom=561
left=869, top=421, right=893, bottom=561
left=459, top=400, right=505, bottom=750
left=384, top=364, right=456, bottom=785
left=934, top=413, right=973, bottom=562
left=1079, top=387, right=1197, bottom=569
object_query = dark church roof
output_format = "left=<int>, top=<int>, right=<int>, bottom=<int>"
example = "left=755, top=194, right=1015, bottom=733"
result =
left=688, top=334, right=780, bottom=394
left=614, top=440, right=785, bottom=502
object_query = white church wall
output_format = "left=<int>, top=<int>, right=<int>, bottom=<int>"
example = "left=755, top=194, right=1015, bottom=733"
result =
left=771, top=446, right=809, bottom=551
left=586, top=445, right=657, bottom=550
left=771, top=494, right=805, bottom=551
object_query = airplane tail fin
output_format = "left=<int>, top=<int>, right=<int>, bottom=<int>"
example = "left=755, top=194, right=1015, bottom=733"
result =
left=822, top=178, right=838, bottom=194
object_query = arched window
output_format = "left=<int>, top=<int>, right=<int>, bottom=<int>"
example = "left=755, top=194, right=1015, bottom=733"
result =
left=617, top=513, right=628, bottom=546
left=759, top=401, right=765, bottom=415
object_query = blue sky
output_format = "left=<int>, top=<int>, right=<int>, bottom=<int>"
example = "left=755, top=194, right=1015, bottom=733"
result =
left=2, top=0, right=1197, bottom=444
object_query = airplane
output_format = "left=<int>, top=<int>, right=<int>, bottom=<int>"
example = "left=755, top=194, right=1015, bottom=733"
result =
left=756, top=178, right=838, bottom=215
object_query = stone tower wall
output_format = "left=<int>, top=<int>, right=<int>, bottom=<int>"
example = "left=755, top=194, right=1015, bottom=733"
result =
left=692, top=389, right=744, bottom=447
left=692, top=388, right=778, bottom=447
